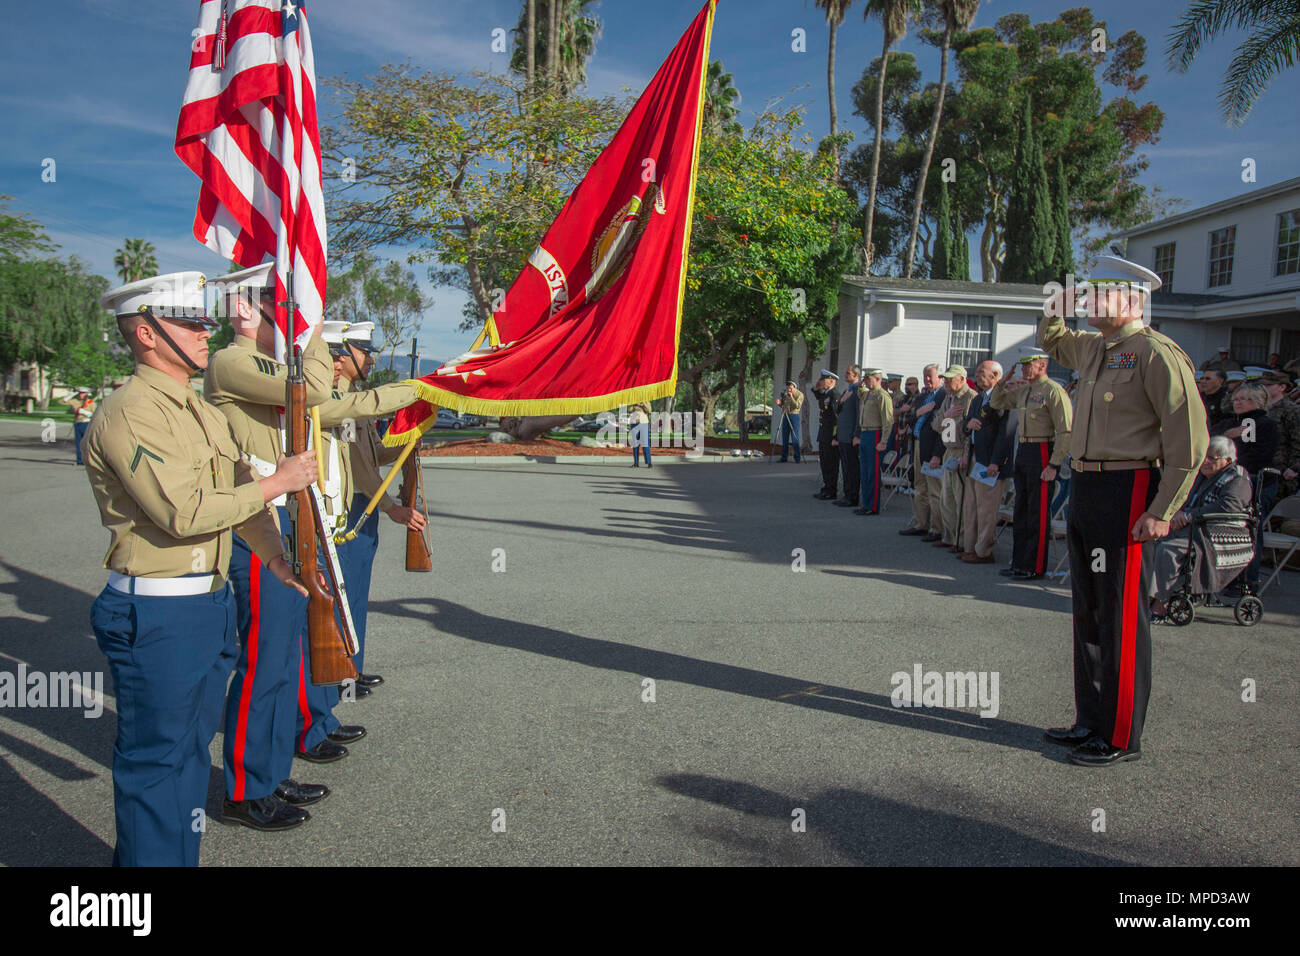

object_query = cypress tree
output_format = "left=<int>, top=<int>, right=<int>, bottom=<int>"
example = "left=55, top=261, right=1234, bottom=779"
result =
left=931, top=178, right=954, bottom=280
left=1002, top=96, right=1054, bottom=284
left=1051, top=155, right=1074, bottom=282
left=952, top=212, right=971, bottom=281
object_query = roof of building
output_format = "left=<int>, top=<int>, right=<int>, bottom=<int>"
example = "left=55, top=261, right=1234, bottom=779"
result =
left=1117, top=176, right=1300, bottom=240
left=843, top=275, right=1046, bottom=297
left=1153, top=286, right=1300, bottom=306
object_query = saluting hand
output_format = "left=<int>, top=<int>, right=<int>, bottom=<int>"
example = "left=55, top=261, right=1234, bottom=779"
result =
left=1132, top=511, right=1170, bottom=542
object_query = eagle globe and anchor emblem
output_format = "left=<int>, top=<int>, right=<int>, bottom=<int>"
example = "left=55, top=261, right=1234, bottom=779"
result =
left=434, top=181, right=666, bottom=381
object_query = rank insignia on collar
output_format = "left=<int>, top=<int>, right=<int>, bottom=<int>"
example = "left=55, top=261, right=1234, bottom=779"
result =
left=1107, top=352, right=1138, bottom=370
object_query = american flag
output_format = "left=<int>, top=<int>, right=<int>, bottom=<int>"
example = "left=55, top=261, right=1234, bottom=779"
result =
left=175, top=0, right=326, bottom=359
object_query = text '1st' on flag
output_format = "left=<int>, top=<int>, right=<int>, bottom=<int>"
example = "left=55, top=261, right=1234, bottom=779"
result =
left=175, top=0, right=326, bottom=358
left=385, top=0, right=720, bottom=445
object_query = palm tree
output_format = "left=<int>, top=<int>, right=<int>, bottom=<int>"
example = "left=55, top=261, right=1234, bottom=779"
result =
left=510, top=0, right=602, bottom=98
left=1166, top=0, right=1300, bottom=127
left=813, top=0, right=856, bottom=165
left=861, top=0, right=922, bottom=272
left=702, top=60, right=742, bottom=137
left=113, top=238, right=158, bottom=284
left=902, top=0, right=979, bottom=277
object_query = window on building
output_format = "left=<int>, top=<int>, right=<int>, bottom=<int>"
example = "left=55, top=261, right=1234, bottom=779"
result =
left=1046, top=318, right=1078, bottom=383
left=949, top=314, right=994, bottom=371
left=1153, top=242, right=1176, bottom=292
left=1276, top=210, right=1300, bottom=277
left=1230, top=327, right=1271, bottom=367
left=1208, top=226, right=1236, bottom=288
left=1278, top=330, right=1300, bottom=368
left=20, top=370, right=30, bottom=391
left=828, top=315, right=840, bottom=377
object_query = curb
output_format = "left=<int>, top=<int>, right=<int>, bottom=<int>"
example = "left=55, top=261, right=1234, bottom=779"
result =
left=420, top=453, right=818, bottom=466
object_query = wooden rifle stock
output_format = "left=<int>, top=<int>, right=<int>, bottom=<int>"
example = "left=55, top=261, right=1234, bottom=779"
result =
left=402, top=437, right=433, bottom=572
left=287, top=359, right=357, bottom=685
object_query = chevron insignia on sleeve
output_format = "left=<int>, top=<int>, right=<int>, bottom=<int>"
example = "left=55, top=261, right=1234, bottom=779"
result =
left=130, top=445, right=166, bottom=473
left=252, top=356, right=281, bottom=376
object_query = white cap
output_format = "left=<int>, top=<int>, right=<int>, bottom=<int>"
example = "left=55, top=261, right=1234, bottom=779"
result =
left=342, top=321, right=376, bottom=351
left=1226, top=370, right=1247, bottom=382
left=321, top=320, right=350, bottom=345
left=99, top=270, right=214, bottom=325
left=1219, top=345, right=1232, bottom=352
left=1244, top=365, right=1268, bottom=379
left=215, top=262, right=275, bottom=291
left=1088, top=254, right=1162, bottom=291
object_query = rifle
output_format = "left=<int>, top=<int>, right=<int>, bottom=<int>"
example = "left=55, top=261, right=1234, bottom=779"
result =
left=284, top=272, right=358, bottom=686
left=402, top=336, right=433, bottom=572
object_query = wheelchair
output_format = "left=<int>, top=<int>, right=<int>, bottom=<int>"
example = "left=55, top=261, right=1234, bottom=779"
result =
left=1162, top=468, right=1278, bottom=628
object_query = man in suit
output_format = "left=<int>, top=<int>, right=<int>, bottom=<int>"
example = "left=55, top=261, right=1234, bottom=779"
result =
left=960, top=361, right=1015, bottom=564
left=832, top=365, right=862, bottom=508
left=900, top=365, right=945, bottom=538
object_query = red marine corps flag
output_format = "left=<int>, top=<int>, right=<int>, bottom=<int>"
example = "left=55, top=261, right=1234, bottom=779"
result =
left=386, top=0, right=718, bottom=445
left=175, top=0, right=327, bottom=355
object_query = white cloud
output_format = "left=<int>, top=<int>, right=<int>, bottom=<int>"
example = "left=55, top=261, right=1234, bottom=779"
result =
left=0, top=93, right=175, bottom=139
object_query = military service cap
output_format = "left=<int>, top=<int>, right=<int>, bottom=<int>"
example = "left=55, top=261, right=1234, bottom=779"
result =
left=99, top=271, right=216, bottom=327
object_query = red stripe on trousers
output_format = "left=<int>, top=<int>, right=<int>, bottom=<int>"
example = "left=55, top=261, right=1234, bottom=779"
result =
left=230, top=557, right=261, bottom=801
left=1114, top=469, right=1151, bottom=749
left=297, top=638, right=312, bottom=752
left=1035, top=443, right=1049, bottom=573
left=873, top=441, right=880, bottom=510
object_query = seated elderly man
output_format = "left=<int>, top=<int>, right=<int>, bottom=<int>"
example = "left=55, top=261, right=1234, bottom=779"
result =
left=1150, top=436, right=1253, bottom=622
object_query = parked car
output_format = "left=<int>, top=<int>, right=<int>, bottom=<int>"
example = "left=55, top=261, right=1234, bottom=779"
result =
left=434, top=409, right=469, bottom=429
left=746, top=415, right=771, bottom=432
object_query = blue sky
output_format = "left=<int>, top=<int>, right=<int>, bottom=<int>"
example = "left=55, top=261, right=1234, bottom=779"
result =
left=1, top=0, right=1296, bottom=362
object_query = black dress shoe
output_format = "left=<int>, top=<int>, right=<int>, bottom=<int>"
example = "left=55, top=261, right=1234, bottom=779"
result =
left=898, top=527, right=926, bottom=536
left=274, top=779, right=331, bottom=807
left=221, top=795, right=310, bottom=831
left=833, top=499, right=856, bottom=507
left=854, top=508, right=878, bottom=515
left=327, top=725, right=366, bottom=745
left=920, top=532, right=942, bottom=542
left=1014, top=570, right=1045, bottom=580
left=350, top=683, right=372, bottom=700
left=296, top=740, right=348, bottom=763
left=1068, top=737, right=1141, bottom=766
left=356, top=673, right=384, bottom=688
left=1043, top=724, right=1095, bottom=747
left=814, top=491, right=836, bottom=499
left=999, top=568, right=1020, bottom=577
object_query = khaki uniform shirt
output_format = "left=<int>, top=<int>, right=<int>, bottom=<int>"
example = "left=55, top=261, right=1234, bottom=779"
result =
left=933, top=383, right=975, bottom=459
left=316, top=382, right=418, bottom=520
left=82, top=365, right=283, bottom=581
left=350, top=419, right=405, bottom=513
left=1040, top=314, right=1208, bottom=520
left=857, top=384, right=894, bottom=433
left=203, top=334, right=334, bottom=473
left=779, top=389, right=804, bottom=416
left=989, top=375, right=1073, bottom=467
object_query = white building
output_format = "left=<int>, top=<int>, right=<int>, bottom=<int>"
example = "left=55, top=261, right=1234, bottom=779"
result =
left=1120, top=175, right=1300, bottom=366
left=772, top=176, right=1300, bottom=398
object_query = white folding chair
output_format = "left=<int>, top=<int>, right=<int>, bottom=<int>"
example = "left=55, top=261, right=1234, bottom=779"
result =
left=1258, top=494, right=1300, bottom=595
left=881, top=441, right=911, bottom=510
left=1048, top=498, right=1071, bottom=581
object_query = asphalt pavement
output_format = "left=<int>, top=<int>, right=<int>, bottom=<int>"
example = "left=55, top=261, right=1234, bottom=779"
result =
left=0, top=418, right=1295, bottom=866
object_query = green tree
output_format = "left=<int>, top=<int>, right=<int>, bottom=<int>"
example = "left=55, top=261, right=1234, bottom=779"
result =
left=813, top=0, right=858, bottom=167
left=680, top=110, right=857, bottom=432
left=1001, top=96, right=1055, bottom=284
left=861, top=0, right=923, bottom=272
left=0, top=256, right=111, bottom=408
left=1166, top=0, right=1300, bottom=126
left=952, top=213, right=971, bottom=280
left=902, top=0, right=981, bottom=276
left=364, top=259, right=429, bottom=373
left=702, top=60, right=742, bottom=138
left=509, top=0, right=602, bottom=97
left=930, top=177, right=954, bottom=279
left=1050, top=155, right=1075, bottom=282
left=323, top=68, right=627, bottom=329
left=0, top=196, right=55, bottom=263
left=112, top=238, right=158, bottom=284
